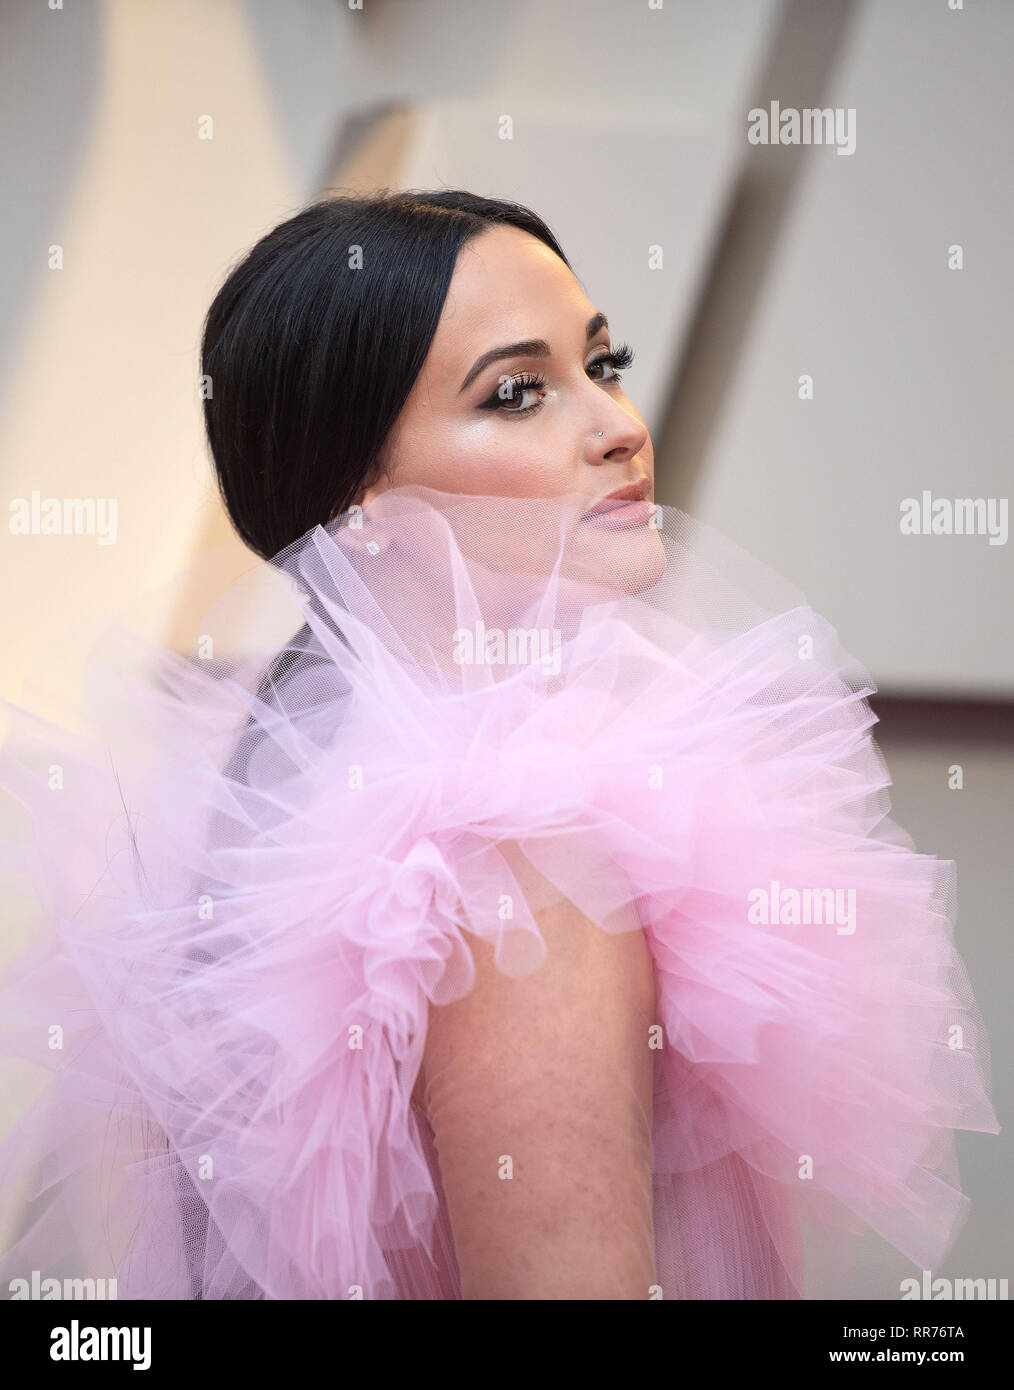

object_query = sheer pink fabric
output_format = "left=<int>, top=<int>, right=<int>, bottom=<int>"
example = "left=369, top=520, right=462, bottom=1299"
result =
left=0, top=487, right=998, bottom=1298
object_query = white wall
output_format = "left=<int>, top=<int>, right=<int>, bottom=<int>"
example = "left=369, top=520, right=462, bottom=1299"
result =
left=673, top=0, right=1014, bottom=697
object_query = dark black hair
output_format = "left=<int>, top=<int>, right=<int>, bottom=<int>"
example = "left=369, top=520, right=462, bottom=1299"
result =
left=162, top=189, right=571, bottom=1298
left=201, top=187, right=572, bottom=562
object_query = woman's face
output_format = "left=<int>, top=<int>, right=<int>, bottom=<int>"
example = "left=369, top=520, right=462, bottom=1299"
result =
left=361, top=224, right=654, bottom=507
left=353, top=223, right=665, bottom=606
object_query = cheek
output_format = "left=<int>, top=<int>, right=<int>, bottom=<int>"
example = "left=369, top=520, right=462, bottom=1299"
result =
left=390, top=415, right=576, bottom=498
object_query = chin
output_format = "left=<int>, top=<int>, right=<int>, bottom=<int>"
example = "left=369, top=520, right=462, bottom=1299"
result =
left=561, top=516, right=667, bottom=604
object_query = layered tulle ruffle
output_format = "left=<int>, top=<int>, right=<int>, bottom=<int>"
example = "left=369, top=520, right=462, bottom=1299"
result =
left=0, top=487, right=999, bottom=1298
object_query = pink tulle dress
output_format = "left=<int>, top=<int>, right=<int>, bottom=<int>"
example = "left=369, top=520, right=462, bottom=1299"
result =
left=0, top=487, right=999, bottom=1299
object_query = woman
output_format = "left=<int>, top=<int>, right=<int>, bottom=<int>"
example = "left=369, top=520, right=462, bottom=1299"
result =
left=0, top=190, right=998, bottom=1300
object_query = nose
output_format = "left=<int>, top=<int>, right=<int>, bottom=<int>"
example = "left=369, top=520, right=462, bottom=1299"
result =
left=588, top=399, right=649, bottom=463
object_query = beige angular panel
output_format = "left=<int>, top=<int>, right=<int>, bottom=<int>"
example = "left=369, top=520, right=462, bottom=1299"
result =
left=0, top=0, right=293, bottom=724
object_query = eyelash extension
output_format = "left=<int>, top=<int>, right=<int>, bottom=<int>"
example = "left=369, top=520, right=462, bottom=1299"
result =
left=481, top=342, right=637, bottom=417
left=479, top=370, right=548, bottom=414
left=594, top=341, right=635, bottom=377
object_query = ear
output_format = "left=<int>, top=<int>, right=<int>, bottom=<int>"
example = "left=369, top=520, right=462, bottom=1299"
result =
left=338, top=497, right=392, bottom=556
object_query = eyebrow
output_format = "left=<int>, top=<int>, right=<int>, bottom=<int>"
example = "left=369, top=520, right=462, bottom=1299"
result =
left=457, top=312, right=609, bottom=394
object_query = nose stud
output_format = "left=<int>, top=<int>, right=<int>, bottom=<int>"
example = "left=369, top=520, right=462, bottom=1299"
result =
left=596, top=431, right=603, bottom=437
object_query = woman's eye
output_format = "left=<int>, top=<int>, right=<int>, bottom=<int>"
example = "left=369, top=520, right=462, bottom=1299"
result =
left=479, top=344, right=635, bottom=418
left=587, top=358, right=616, bottom=382
left=482, top=373, right=547, bottom=416
left=587, top=341, right=635, bottom=383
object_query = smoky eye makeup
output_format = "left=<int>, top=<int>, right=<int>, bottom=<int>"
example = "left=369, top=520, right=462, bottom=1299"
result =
left=477, top=342, right=636, bottom=418
left=477, top=370, right=548, bottom=416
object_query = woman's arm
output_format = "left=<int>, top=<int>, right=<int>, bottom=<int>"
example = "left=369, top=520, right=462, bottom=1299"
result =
left=414, top=842, right=658, bottom=1299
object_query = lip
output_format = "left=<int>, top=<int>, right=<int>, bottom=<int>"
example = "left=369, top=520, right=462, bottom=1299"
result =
left=581, top=479, right=653, bottom=527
